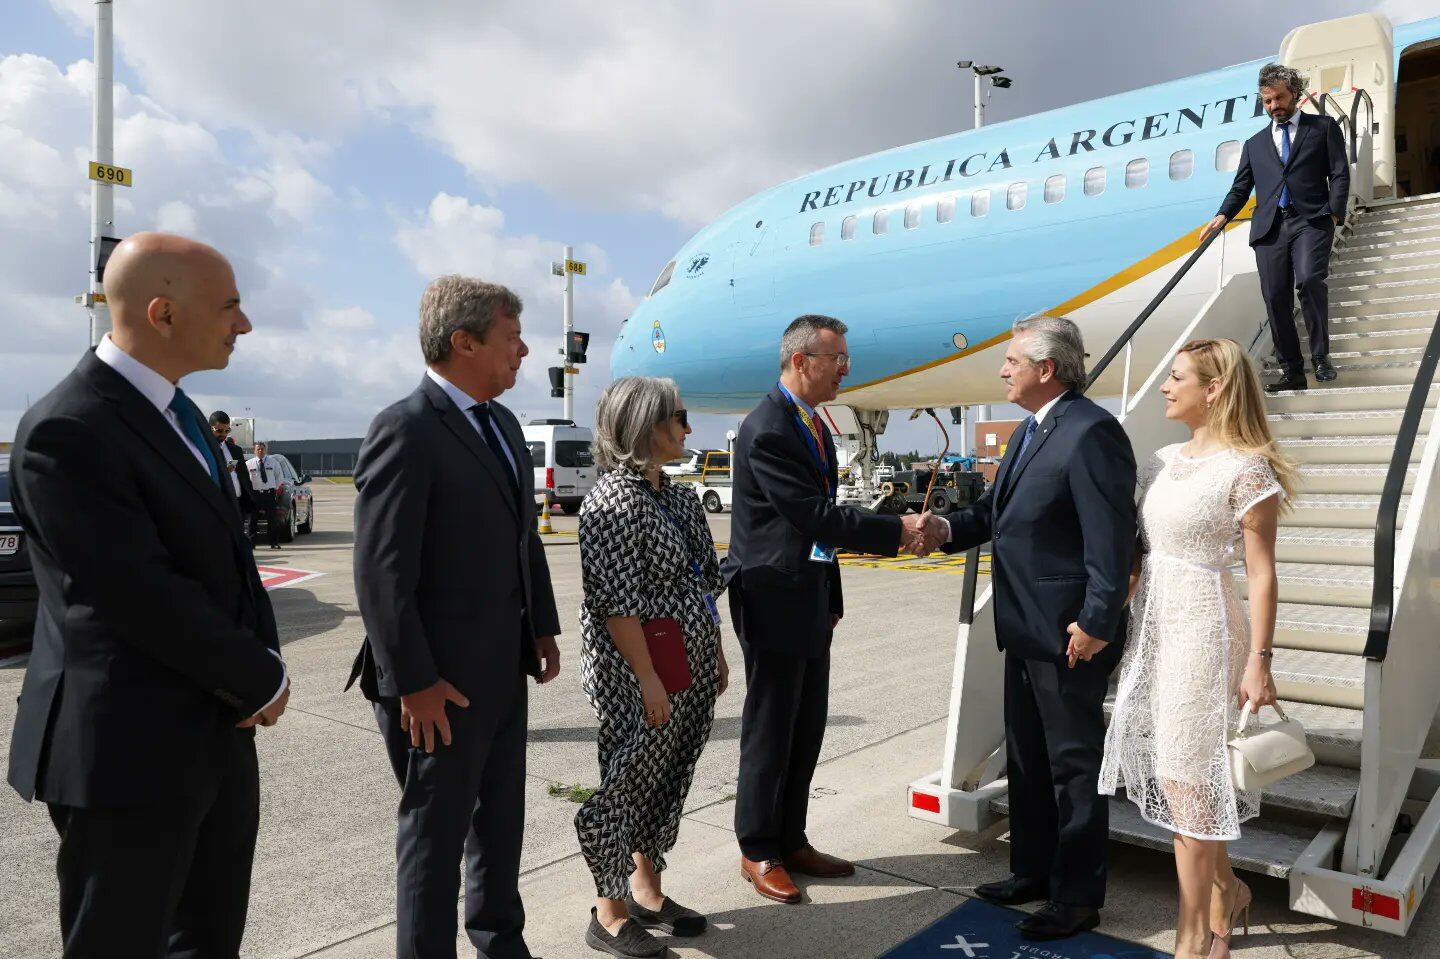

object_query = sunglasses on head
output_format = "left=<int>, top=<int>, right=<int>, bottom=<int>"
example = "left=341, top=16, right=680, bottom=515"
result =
left=671, top=409, right=689, bottom=429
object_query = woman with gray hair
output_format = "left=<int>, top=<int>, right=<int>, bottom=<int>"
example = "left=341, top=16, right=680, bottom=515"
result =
left=575, top=375, right=727, bottom=958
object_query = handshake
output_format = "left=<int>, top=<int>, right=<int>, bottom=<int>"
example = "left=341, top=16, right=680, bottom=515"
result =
left=900, top=510, right=949, bottom=557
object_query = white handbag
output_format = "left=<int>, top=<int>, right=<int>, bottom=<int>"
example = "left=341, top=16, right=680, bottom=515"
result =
left=1227, top=702, right=1315, bottom=791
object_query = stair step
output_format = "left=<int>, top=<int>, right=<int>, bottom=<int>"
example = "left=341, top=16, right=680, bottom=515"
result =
left=1236, top=560, right=1373, bottom=608
left=1285, top=492, right=1406, bottom=529
left=1274, top=601, right=1368, bottom=655
left=1331, top=277, right=1440, bottom=302
left=1281, top=434, right=1423, bottom=464
left=1273, top=647, right=1366, bottom=709
left=1310, top=325, right=1435, bottom=352
left=1274, top=525, right=1374, bottom=565
left=1348, top=222, right=1440, bottom=245
left=1331, top=291, right=1440, bottom=314
left=1327, top=309, right=1440, bottom=332
left=1265, top=382, right=1437, bottom=414
left=1266, top=407, right=1432, bottom=439
left=1294, top=463, right=1418, bottom=495
left=1331, top=258, right=1440, bottom=283
left=1264, top=361, right=1424, bottom=389
left=1335, top=234, right=1440, bottom=260
left=1351, top=211, right=1440, bottom=235
left=989, top=794, right=1320, bottom=877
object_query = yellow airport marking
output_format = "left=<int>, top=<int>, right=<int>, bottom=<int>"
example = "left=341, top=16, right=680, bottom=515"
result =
left=840, top=198, right=1258, bottom=394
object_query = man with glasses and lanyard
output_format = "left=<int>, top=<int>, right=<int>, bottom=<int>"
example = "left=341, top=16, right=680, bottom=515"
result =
left=724, top=314, right=934, bottom=905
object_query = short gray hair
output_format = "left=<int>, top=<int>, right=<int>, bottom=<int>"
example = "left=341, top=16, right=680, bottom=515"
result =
left=779, top=314, right=848, bottom=372
left=593, top=376, right=681, bottom=472
left=1012, top=315, right=1087, bottom=390
left=418, top=275, right=523, bottom=365
left=1258, top=63, right=1307, bottom=100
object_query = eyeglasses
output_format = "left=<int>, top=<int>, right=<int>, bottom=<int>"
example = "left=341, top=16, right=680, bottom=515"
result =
left=672, top=409, right=689, bottom=429
left=804, top=351, right=851, bottom=369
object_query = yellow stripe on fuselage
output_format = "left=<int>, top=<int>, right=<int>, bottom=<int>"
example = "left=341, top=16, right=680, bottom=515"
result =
left=839, top=198, right=1258, bottom=396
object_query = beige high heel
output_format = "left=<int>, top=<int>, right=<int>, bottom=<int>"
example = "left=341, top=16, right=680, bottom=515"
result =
left=1221, top=880, right=1252, bottom=941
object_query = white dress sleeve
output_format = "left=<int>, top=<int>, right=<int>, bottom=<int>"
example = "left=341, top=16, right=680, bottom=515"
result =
left=1230, top=454, right=1284, bottom=524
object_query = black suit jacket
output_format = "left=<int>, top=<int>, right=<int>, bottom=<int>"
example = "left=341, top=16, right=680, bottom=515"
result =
left=1217, top=111, right=1350, bottom=244
left=945, top=392, right=1136, bottom=661
left=7, top=351, right=285, bottom=807
left=722, top=387, right=902, bottom=656
left=348, top=376, right=561, bottom=702
left=223, top=436, right=257, bottom=511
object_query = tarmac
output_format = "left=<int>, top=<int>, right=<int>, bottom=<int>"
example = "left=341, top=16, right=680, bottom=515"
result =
left=0, top=482, right=1434, bottom=957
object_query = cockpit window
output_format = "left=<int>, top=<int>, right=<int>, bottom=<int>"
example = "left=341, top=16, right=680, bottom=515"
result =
left=649, top=260, right=676, bottom=296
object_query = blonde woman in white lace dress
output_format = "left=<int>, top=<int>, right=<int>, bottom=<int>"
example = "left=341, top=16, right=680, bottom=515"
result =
left=1099, top=339, right=1293, bottom=959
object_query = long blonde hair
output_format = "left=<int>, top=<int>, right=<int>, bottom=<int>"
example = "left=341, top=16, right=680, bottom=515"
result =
left=1179, top=338, right=1296, bottom=503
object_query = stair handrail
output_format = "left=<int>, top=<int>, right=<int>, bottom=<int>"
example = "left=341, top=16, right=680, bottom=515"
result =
left=1349, top=88, right=1376, bottom=163
left=1365, top=308, right=1440, bottom=661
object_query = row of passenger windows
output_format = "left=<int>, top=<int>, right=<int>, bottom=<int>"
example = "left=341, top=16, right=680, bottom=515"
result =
left=810, top=140, right=1243, bottom=245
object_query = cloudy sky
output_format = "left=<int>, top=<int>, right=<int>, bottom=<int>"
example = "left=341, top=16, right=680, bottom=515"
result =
left=1, top=0, right=1423, bottom=450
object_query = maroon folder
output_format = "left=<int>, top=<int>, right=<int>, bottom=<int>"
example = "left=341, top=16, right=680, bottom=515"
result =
left=642, top=618, right=692, bottom=694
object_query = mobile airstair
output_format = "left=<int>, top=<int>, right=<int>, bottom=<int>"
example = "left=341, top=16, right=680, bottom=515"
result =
left=908, top=65, right=1440, bottom=934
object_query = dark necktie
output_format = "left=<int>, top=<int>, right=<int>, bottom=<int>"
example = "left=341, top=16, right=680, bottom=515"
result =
left=1015, top=416, right=1039, bottom=463
left=1279, top=122, right=1292, bottom=209
left=258, top=457, right=269, bottom=483
left=168, top=388, right=223, bottom=489
left=471, top=403, right=521, bottom=503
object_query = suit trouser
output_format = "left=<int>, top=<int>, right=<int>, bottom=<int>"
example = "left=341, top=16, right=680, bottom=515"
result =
left=46, top=734, right=260, bottom=959
left=375, top=674, right=529, bottom=959
left=1005, top=651, right=1112, bottom=908
left=730, top=586, right=831, bottom=862
left=1255, top=212, right=1336, bottom=376
left=251, top=490, right=280, bottom=547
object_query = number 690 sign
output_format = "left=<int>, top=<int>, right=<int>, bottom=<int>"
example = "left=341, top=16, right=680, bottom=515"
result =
left=87, top=162, right=133, bottom=187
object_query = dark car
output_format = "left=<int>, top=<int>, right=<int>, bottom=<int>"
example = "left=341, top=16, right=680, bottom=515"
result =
left=254, top=453, right=315, bottom=543
left=0, top=456, right=38, bottom=623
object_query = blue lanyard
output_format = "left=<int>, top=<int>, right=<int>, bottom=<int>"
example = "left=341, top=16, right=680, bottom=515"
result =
left=778, top=388, right=836, bottom=499
left=647, top=487, right=707, bottom=585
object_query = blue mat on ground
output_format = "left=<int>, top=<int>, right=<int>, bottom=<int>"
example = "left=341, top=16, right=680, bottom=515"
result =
left=880, top=898, right=1172, bottom=959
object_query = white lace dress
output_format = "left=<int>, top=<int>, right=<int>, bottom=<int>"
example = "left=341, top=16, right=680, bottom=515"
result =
left=1098, top=444, right=1283, bottom=841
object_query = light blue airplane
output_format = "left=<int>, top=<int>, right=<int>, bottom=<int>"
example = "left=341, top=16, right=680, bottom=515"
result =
left=612, top=13, right=1440, bottom=436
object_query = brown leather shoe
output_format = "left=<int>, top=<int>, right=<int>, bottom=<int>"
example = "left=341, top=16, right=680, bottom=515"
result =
left=740, top=856, right=802, bottom=904
left=783, top=844, right=856, bottom=878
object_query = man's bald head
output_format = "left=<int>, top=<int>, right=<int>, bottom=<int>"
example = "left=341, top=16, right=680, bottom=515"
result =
left=101, top=232, right=252, bottom=381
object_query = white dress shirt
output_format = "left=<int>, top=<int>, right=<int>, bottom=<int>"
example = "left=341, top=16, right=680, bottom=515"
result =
left=218, top=441, right=243, bottom=497
left=425, top=368, right=520, bottom=479
left=1271, top=115, right=1299, bottom=161
left=248, top=454, right=283, bottom=491
left=94, top=335, right=287, bottom=716
left=95, top=334, right=212, bottom=476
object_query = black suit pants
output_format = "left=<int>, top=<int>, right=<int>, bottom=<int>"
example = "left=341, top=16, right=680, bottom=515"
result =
left=1004, top=651, right=1111, bottom=908
left=1255, top=212, right=1336, bottom=375
left=376, top=674, right=530, bottom=959
left=731, top=586, right=831, bottom=861
left=251, top=490, right=280, bottom=547
left=46, top=734, right=259, bottom=959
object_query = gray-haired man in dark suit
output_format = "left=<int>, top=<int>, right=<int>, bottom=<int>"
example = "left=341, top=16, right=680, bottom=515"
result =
left=348, top=275, right=561, bottom=959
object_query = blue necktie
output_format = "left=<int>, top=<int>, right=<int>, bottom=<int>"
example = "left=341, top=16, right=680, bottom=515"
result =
left=471, top=403, right=521, bottom=503
left=168, top=388, right=223, bottom=489
left=1279, top=122, right=1291, bottom=210
left=1016, top=416, right=1038, bottom=462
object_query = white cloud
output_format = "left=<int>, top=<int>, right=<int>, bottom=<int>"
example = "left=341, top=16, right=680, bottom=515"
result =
left=393, top=192, right=639, bottom=422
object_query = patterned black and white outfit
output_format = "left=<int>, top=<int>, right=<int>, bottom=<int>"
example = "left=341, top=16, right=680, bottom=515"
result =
left=575, top=467, right=724, bottom=899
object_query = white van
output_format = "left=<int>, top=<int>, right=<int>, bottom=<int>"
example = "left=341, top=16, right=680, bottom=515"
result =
left=523, top=419, right=596, bottom=514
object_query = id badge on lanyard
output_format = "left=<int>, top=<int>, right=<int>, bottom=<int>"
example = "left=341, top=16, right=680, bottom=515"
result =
left=653, top=489, right=722, bottom=626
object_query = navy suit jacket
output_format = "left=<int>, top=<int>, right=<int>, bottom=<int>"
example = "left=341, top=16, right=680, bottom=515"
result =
left=722, top=387, right=902, bottom=656
left=1217, top=111, right=1350, bottom=244
left=8, top=351, right=284, bottom=807
left=944, top=392, right=1137, bottom=662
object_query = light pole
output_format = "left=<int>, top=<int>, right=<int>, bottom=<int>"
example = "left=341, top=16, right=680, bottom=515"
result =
left=956, top=62, right=1012, bottom=428
left=90, top=0, right=115, bottom=346
left=956, top=61, right=1011, bottom=130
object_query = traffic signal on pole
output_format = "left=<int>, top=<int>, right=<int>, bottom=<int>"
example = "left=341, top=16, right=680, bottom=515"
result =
left=566, top=331, right=590, bottom=364
left=548, top=367, right=565, bottom=398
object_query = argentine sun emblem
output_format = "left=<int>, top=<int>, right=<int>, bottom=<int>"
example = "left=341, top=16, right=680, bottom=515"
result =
left=651, top=321, right=666, bottom=354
